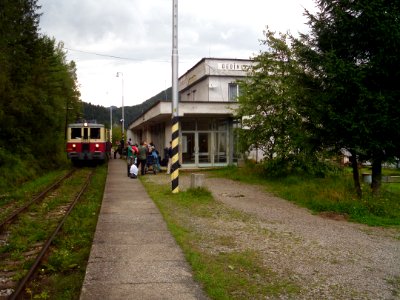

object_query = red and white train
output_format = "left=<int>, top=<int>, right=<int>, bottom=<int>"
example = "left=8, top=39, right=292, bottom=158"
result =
left=66, top=122, right=110, bottom=164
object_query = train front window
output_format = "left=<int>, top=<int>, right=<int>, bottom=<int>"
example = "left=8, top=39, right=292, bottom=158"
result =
left=91, top=128, right=100, bottom=139
left=83, top=128, right=88, bottom=139
left=71, top=128, right=81, bottom=139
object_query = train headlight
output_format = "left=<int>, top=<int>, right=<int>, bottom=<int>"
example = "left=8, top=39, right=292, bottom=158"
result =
left=72, top=144, right=76, bottom=148
left=95, top=143, right=99, bottom=148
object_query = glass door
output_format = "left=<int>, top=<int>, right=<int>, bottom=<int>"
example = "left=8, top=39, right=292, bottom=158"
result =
left=198, top=132, right=211, bottom=164
left=181, top=132, right=212, bottom=166
left=214, top=132, right=227, bottom=164
left=181, top=132, right=195, bottom=165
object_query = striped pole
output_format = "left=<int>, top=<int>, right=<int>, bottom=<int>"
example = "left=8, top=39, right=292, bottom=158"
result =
left=171, top=116, right=179, bottom=193
left=171, top=0, right=179, bottom=193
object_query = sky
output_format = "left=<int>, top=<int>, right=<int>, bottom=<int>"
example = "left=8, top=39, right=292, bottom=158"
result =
left=38, top=0, right=316, bottom=108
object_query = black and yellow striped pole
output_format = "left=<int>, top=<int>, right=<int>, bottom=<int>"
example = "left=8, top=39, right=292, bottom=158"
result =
left=171, top=0, right=179, bottom=193
left=171, top=116, right=179, bottom=193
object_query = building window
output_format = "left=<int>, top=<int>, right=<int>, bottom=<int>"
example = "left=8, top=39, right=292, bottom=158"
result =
left=192, top=89, right=196, bottom=101
left=228, top=83, right=239, bottom=101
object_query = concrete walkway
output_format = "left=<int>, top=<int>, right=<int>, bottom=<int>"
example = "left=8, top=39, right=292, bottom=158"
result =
left=80, top=158, right=207, bottom=300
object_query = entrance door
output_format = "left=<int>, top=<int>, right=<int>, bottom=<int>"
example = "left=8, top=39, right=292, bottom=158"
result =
left=215, top=131, right=227, bottom=164
left=181, top=132, right=195, bottom=165
left=198, top=132, right=211, bottom=164
left=181, top=132, right=211, bottom=166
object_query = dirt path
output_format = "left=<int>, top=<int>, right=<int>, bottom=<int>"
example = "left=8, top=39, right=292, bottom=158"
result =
left=147, top=173, right=400, bottom=299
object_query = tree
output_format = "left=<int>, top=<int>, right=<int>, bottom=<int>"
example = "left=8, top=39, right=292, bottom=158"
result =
left=0, top=0, right=42, bottom=154
left=293, top=0, right=400, bottom=195
left=236, top=30, right=317, bottom=175
left=0, top=0, right=82, bottom=172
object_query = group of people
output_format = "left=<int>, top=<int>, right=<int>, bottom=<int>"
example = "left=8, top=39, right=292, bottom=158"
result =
left=111, top=137, right=172, bottom=179
left=126, top=139, right=162, bottom=178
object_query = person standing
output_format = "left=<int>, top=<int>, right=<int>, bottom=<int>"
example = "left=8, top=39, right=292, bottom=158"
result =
left=149, top=142, right=161, bottom=172
left=167, top=141, right=172, bottom=175
left=119, top=138, right=125, bottom=158
left=132, top=143, right=139, bottom=165
left=137, top=141, right=148, bottom=175
left=126, top=144, right=135, bottom=176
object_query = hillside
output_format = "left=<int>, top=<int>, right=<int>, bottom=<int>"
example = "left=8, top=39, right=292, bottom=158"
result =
left=82, top=87, right=172, bottom=128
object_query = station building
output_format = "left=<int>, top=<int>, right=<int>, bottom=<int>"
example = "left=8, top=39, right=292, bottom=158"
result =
left=126, top=57, right=254, bottom=168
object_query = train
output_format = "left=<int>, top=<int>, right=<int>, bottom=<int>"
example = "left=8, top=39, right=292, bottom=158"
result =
left=66, top=122, right=110, bottom=164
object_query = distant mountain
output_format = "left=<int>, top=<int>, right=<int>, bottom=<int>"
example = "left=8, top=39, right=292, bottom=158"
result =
left=82, top=87, right=172, bottom=128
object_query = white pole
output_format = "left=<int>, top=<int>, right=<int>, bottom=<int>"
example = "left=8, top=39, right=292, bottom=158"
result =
left=121, top=75, right=124, bottom=138
left=110, top=104, right=112, bottom=143
left=171, top=0, right=179, bottom=193
left=172, top=0, right=178, bottom=117
left=116, top=72, right=124, bottom=139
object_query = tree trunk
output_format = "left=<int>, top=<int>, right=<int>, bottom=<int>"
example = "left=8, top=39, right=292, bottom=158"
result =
left=371, top=156, right=382, bottom=196
left=349, top=150, right=362, bottom=198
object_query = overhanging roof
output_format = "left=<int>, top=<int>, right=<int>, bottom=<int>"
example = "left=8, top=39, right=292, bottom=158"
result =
left=128, top=100, right=239, bottom=129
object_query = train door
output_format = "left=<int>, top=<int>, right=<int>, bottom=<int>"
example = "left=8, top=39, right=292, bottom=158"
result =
left=82, top=127, right=89, bottom=152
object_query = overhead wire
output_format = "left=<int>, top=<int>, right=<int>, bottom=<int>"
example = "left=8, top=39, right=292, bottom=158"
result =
left=64, top=47, right=193, bottom=65
left=64, top=47, right=170, bottom=62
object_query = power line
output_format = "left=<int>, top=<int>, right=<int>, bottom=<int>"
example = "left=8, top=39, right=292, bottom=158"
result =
left=64, top=47, right=170, bottom=63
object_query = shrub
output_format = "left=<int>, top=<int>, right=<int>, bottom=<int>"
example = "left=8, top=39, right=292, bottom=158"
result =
left=261, top=155, right=342, bottom=178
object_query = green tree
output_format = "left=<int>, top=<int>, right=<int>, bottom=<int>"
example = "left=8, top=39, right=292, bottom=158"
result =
left=0, top=0, right=42, bottom=153
left=236, top=30, right=317, bottom=175
left=293, top=0, right=400, bottom=196
left=0, top=0, right=82, bottom=178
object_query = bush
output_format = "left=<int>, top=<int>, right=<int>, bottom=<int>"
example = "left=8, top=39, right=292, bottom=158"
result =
left=261, top=155, right=343, bottom=178
left=0, top=148, right=38, bottom=191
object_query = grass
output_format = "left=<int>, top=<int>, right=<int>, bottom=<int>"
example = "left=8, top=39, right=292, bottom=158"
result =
left=208, top=164, right=400, bottom=227
left=34, top=165, right=107, bottom=299
left=0, top=165, right=107, bottom=299
left=142, top=179, right=300, bottom=299
left=0, top=170, right=69, bottom=222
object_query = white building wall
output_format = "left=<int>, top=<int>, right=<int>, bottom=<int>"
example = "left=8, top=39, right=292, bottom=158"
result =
left=179, top=58, right=253, bottom=103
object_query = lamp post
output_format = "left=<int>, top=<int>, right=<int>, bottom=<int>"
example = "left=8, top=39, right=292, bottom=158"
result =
left=171, top=0, right=179, bottom=193
left=116, top=72, right=124, bottom=139
left=110, top=105, right=112, bottom=143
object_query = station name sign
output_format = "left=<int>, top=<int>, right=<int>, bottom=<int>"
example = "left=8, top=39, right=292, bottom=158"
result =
left=217, top=62, right=251, bottom=71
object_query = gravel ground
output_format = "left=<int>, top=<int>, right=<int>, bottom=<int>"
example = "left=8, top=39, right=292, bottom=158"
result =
left=145, top=173, right=400, bottom=299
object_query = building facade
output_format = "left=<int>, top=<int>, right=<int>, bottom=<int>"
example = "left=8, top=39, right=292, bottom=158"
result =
left=127, top=58, right=253, bottom=168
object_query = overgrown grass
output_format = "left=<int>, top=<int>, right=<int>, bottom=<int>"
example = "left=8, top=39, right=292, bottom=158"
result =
left=0, top=165, right=107, bottom=299
left=209, top=163, right=400, bottom=227
left=0, top=148, right=70, bottom=192
left=36, top=164, right=107, bottom=299
left=142, top=180, right=300, bottom=299
left=0, top=170, right=70, bottom=223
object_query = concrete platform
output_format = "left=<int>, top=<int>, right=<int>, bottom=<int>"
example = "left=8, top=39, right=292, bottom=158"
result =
left=80, top=159, right=207, bottom=300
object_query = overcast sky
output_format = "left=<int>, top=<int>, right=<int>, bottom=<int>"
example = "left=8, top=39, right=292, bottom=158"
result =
left=38, top=0, right=316, bottom=108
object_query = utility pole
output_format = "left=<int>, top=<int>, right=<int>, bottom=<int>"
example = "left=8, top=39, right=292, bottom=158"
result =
left=171, top=0, right=179, bottom=193
left=116, top=72, right=124, bottom=139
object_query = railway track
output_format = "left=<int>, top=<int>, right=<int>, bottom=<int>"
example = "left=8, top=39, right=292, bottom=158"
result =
left=0, top=169, right=76, bottom=234
left=0, top=168, right=96, bottom=299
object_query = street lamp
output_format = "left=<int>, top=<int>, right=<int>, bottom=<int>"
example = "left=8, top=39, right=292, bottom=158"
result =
left=109, top=105, right=112, bottom=143
left=116, top=72, right=124, bottom=138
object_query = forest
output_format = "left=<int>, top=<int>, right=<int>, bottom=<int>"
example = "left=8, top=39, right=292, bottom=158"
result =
left=0, top=0, right=171, bottom=189
left=0, top=0, right=81, bottom=188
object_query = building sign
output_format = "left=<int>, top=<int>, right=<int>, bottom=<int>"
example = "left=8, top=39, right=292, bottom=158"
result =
left=217, top=62, right=251, bottom=71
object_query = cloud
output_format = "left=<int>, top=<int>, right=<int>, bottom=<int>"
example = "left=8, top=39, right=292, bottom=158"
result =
left=38, top=0, right=316, bottom=107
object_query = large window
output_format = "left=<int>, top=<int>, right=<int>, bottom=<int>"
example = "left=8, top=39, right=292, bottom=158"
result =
left=71, top=128, right=81, bottom=139
left=228, top=83, right=239, bottom=101
left=91, top=128, right=101, bottom=139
